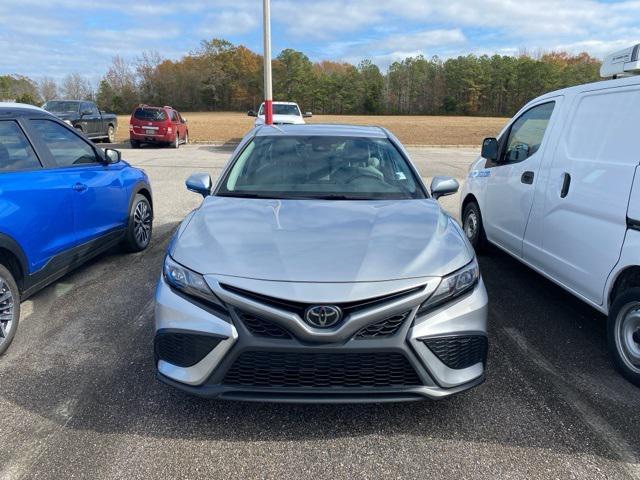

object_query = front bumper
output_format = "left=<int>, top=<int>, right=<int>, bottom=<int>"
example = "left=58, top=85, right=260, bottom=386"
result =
left=154, top=275, right=488, bottom=403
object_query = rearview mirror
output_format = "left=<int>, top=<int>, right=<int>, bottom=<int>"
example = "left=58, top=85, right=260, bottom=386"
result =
left=186, top=173, right=212, bottom=198
left=247, top=110, right=257, bottom=117
left=303, top=112, right=313, bottom=118
left=430, top=176, right=459, bottom=200
left=104, top=148, right=121, bottom=164
left=481, top=137, right=498, bottom=161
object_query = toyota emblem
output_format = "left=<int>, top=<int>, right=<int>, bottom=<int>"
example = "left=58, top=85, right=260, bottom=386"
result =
left=304, top=305, right=342, bottom=328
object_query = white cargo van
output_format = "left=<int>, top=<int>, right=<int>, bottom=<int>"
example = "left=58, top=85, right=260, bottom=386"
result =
left=460, top=45, right=640, bottom=386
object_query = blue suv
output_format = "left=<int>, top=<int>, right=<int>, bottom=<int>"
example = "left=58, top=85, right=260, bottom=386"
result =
left=0, top=103, right=153, bottom=355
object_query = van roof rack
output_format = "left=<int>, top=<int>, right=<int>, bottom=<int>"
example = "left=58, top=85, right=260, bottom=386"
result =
left=600, top=44, right=640, bottom=78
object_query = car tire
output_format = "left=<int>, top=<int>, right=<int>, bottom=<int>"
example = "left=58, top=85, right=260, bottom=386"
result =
left=173, top=134, right=180, bottom=149
left=123, top=194, right=153, bottom=252
left=184, top=132, right=189, bottom=145
left=607, top=287, right=640, bottom=387
left=107, top=125, right=115, bottom=143
left=462, top=201, right=488, bottom=253
left=131, top=139, right=140, bottom=149
left=0, top=264, right=20, bottom=356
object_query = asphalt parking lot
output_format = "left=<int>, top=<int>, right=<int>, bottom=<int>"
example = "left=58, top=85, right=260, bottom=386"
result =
left=1, top=144, right=639, bottom=480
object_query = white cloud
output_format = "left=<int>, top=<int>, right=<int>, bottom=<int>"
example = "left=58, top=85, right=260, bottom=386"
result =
left=198, top=10, right=260, bottom=37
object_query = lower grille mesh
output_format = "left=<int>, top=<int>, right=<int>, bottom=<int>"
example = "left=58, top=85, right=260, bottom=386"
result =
left=224, top=351, right=421, bottom=388
left=422, top=335, right=488, bottom=370
left=355, top=311, right=410, bottom=338
left=155, top=332, right=222, bottom=368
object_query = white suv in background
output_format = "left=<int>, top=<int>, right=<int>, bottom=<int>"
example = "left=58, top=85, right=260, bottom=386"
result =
left=248, top=101, right=311, bottom=126
left=459, top=45, right=640, bottom=387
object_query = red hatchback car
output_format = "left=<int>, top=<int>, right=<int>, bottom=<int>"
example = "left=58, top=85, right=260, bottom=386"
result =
left=129, top=105, right=189, bottom=148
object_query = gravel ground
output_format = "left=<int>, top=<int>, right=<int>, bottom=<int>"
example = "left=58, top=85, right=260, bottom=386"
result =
left=0, top=144, right=638, bottom=480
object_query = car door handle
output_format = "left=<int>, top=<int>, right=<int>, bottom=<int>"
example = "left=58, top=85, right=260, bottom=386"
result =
left=560, top=172, right=571, bottom=198
left=521, top=171, right=534, bottom=184
left=72, top=182, right=88, bottom=192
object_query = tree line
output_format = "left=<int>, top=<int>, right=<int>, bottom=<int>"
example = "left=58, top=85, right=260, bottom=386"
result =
left=2, top=39, right=601, bottom=117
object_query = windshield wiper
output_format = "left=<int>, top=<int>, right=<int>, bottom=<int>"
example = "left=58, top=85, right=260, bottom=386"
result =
left=217, top=192, right=280, bottom=199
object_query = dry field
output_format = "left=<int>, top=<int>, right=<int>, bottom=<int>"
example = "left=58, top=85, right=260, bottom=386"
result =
left=115, top=112, right=507, bottom=146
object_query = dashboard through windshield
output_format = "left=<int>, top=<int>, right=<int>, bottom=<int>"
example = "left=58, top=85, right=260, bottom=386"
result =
left=217, top=135, right=426, bottom=200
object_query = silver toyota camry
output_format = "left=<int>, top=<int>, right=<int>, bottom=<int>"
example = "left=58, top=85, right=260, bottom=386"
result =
left=154, top=124, right=488, bottom=403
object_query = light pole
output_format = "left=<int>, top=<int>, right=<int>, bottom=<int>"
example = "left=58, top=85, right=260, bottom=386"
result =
left=262, top=0, right=273, bottom=125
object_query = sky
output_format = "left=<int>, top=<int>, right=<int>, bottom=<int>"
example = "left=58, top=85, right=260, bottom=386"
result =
left=2, top=0, right=640, bottom=82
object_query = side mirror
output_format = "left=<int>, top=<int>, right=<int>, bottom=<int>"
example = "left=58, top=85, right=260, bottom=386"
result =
left=81, top=109, right=92, bottom=116
left=481, top=137, right=498, bottom=161
left=186, top=173, right=212, bottom=198
left=303, top=112, right=313, bottom=118
left=247, top=110, right=257, bottom=117
left=430, top=176, right=459, bottom=200
left=182, top=117, right=188, bottom=124
left=104, top=148, right=121, bottom=164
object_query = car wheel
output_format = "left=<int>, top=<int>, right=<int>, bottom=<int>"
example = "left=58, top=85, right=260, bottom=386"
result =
left=123, top=194, right=153, bottom=252
left=184, top=132, right=189, bottom=145
left=107, top=125, right=115, bottom=143
left=173, top=134, right=179, bottom=149
left=608, top=287, right=640, bottom=387
left=0, top=264, right=20, bottom=356
left=130, top=139, right=140, bottom=149
left=462, top=201, right=488, bottom=253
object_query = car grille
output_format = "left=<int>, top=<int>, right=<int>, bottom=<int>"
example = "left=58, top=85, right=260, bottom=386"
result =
left=355, top=311, right=410, bottom=339
left=422, top=335, right=488, bottom=370
left=220, top=284, right=423, bottom=319
left=155, top=331, right=222, bottom=368
left=238, top=311, right=292, bottom=339
left=223, top=351, right=422, bottom=388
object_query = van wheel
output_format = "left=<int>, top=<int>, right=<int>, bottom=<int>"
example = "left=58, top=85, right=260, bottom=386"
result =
left=173, top=134, right=180, bottom=149
left=184, top=132, right=189, bottom=145
left=130, top=140, right=140, bottom=149
left=462, top=201, right=488, bottom=253
left=608, top=288, right=640, bottom=387
left=0, top=264, right=20, bottom=356
left=123, top=194, right=153, bottom=252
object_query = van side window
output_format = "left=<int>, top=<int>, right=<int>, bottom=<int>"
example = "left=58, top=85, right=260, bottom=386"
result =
left=502, top=102, right=555, bottom=164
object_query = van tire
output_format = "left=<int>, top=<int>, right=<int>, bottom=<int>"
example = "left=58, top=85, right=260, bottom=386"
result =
left=0, top=264, right=20, bottom=356
left=462, top=202, right=488, bottom=253
left=130, top=140, right=140, bottom=149
left=122, top=194, right=153, bottom=252
left=608, top=287, right=640, bottom=387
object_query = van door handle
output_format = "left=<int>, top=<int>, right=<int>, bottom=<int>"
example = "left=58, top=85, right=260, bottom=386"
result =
left=560, top=172, right=571, bottom=198
left=72, top=182, right=88, bottom=192
left=521, top=171, right=534, bottom=184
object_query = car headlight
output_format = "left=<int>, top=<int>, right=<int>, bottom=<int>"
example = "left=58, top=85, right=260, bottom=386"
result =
left=163, top=255, right=224, bottom=308
left=417, top=258, right=480, bottom=315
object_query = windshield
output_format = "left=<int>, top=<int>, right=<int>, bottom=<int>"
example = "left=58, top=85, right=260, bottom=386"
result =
left=43, top=101, right=80, bottom=113
left=133, top=108, right=168, bottom=121
left=258, top=104, right=301, bottom=116
left=217, top=136, right=425, bottom=200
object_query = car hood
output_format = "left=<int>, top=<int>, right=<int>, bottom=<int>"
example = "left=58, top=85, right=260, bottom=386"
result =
left=171, top=197, right=472, bottom=282
left=255, top=114, right=304, bottom=125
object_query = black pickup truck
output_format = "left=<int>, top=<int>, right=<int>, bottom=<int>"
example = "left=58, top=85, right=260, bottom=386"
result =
left=42, top=100, right=118, bottom=143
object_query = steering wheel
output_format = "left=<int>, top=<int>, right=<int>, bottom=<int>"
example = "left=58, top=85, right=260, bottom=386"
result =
left=345, top=171, right=385, bottom=184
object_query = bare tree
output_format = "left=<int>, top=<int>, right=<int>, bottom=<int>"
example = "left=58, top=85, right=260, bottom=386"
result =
left=39, top=77, right=58, bottom=101
left=61, top=73, right=93, bottom=100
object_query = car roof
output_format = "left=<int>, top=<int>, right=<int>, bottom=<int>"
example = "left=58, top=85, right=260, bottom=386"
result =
left=260, top=101, right=299, bottom=106
left=0, top=102, right=49, bottom=117
left=254, top=123, right=389, bottom=138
